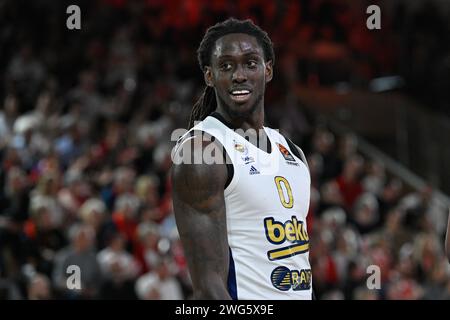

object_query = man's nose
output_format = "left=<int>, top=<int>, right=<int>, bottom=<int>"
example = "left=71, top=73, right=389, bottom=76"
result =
left=232, top=65, right=247, bottom=83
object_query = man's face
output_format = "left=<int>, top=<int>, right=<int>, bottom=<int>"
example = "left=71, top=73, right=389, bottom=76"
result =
left=206, top=33, right=273, bottom=118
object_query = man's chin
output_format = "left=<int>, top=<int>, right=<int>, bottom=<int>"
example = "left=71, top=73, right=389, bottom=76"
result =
left=218, top=93, right=262, bottom=120
left=228, top=103, right=256, bottom=118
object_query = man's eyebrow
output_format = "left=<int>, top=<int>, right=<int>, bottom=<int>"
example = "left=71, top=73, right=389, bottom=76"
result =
left=216, top=52, right=263, bottom=59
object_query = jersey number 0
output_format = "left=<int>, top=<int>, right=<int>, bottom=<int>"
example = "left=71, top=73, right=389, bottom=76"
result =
left=274, top=176, right=294, bottom=208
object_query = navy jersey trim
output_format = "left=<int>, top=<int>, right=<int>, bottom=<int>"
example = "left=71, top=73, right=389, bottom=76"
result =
left=227, top=247, right=238, bottom=300
left=285, top=136, right=306, bottom=166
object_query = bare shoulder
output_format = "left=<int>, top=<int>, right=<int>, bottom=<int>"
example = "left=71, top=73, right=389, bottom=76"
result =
left=171, top=131, right=228, bottom=209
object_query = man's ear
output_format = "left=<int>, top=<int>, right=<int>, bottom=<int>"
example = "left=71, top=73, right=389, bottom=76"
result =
left=204, top=67, right=214, bottom=87
left=265, top=60, right=273, bottom=83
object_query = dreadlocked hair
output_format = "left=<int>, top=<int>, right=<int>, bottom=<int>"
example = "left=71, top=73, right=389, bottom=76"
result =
left=188, top=18, right=275, bottom=128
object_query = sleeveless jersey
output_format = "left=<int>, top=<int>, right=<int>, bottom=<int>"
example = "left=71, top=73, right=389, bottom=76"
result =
left=176, top=115, right=312, bottom=300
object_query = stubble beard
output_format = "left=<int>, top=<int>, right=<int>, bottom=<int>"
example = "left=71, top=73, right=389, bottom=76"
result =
left=217, top=89, right=264, bottom=120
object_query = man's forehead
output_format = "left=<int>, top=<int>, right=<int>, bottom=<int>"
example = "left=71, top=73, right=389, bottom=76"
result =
left=212, top=33, right=263, bottom=59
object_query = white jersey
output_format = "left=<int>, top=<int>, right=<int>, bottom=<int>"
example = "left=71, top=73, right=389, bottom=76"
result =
left=177, top=115, right=312, bottom=300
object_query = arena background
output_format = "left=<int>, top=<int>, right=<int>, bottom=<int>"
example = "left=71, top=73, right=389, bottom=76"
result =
left=1, top=0, right=450, bottom=300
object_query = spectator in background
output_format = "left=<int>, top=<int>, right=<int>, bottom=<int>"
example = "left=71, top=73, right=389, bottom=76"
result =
left=342, top=260, right=367, bottom=300
left=376, top=178, right=404, bottom=223
left=52, top=224, right=101, bottom=299
left=335, top=154, right=364, bottom=212
left=78, top=198, right=117, bottom=251
left=311, top=128, right=341, bottom=184
left=97, top=233, right=140, bottom=299
left=27, top=273, right=52, bottom=300
left=134, top=175, right=161, bottom=219
left=368, top=208, right=411, bottom=258
left=0, top=94, right=19, bottom=148
left=7, top=44, right=46, bottom=107
left=135, top=255, right=183, bottom=300
left=350, top=192, right=381, bottom=234
left=112, top=192, right=140, bottom=250
left=30, top=172, right=65, bottom=228
left=317, top=179, right=346, bottom=218
left=23, top=198, right=68, bottom=277
left=66, top=70, right=103, bottom=122
left=338, top=133, right=358, bottom=163
left=362, top=161, right=386, bottom=197
left=135, top=222, right=161, bottom=273
left=1, top=166, right=31, bottom=222
left=422, top=257, right=450, bottom=299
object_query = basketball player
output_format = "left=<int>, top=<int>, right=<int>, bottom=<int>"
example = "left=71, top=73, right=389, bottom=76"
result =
left=171, top=18, right=312, bottom=299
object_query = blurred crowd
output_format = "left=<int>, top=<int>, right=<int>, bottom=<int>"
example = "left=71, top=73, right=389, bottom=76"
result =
left=304, top=128, right=450, bottom=300
left=1, top=0, right=449, bottom=300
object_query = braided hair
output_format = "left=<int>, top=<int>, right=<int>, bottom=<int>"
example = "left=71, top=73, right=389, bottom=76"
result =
left=188, top=18, right=275, bottom=128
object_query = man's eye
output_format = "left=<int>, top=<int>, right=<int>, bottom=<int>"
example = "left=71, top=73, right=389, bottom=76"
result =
left=220, top=63, right=232, bottom=71
left=247, top=60, right=258, bottom=68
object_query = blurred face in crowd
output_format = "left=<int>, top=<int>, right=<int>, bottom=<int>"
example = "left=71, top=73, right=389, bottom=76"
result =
left=142, top=230, right=159, bottom=249
left=144, top=287, right=161, bottom=300
left=205, top=33, right=273, bottom=120
left=307, top=153, right=324, bottom=178
left=343, top=155, right=364, bottom=180
left=86, top=209, right=104, bottom=230
left=339, top=134, right=357, bottom=158
left=135, top=176, right=159, bottom=206
left=7, top=166, right=27, bottom=194
left=354, top=202, right=378, bottom=227
left=368, top=161, right=385, bottom=178
left=114, top=167, right=136, bottom=194
left=35, top=91, right=53, bottom=115
left=321, top=180, right=343, bottom=205
left=73, top=226, right=95, bottom=253
left=35, top=207, right=54, bottom=231
left=37, top=171, right=60, bottom=196
left=382, top=179, right=403, bottom=202
left=385, top=209, right=402, bottom=233
left=28, top=275, right=52, bottom=300
left=313, top=129, right=334, bottom=154
left=140, top=206, right=164, bottom=223
left=4, top=94, right=18, bottom=116
left=110, top=234, right=126, bottom=252
left=156, top=258, right=172, bottom=280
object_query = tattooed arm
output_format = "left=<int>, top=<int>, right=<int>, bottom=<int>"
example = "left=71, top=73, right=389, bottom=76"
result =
left=171, top=135, right=231, bottom=299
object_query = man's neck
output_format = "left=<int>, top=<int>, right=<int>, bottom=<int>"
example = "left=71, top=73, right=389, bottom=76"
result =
left=215, top=105, right=265, bottom=131
left=210, top=108, right=272, bottom=153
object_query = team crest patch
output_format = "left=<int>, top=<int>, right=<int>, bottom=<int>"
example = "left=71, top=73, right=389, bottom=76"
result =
left=276, top=143, right=296, bottom=162
left=234, top=140, right=247, bottom=154
left=234, top=140, right=254, bottom=164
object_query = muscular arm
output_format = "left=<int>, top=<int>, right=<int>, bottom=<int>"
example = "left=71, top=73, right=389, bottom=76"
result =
left=171, top=135, right=231, bottom=299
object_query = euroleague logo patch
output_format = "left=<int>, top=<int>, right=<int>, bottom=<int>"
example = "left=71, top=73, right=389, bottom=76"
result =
left=271, top=266, right=312, bottom=291
left=276, top=143, right=298, bottom=166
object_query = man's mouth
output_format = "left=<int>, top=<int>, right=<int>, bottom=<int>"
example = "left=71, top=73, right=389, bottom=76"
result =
left=229, top=89, right=252, bottom=103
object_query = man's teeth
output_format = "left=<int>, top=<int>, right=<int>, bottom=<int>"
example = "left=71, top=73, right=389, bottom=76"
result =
left=231, top=90, right=250, bottom=95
